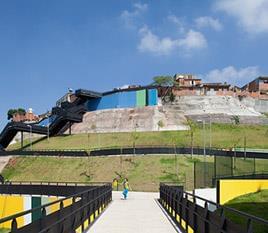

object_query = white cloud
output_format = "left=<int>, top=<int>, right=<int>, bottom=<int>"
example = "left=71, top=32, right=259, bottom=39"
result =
left=178, top=30, right=207, bottom=50
left=195, top=16, right=222, bottom=31
left=133, top=3, right=147, bottom=11
left=138, top=26, right=207, bottom=55
left=215, top=0, right=268, bottom=34
left=120, top=3, right=148, bottom=28
left=203, top=66, right=260, bottom=85
left=167, top=15, right=185, bottom=33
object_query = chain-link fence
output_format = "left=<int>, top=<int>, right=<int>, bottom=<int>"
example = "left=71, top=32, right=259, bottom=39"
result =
left=193, top=155, right=268, bottom=189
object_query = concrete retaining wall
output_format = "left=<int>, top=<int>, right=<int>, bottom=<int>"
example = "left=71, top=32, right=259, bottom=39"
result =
left=241, top=97, right=268, bottom=113
left=69, top=106, right=188, bottom=134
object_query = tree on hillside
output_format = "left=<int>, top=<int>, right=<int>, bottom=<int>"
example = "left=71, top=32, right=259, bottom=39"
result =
left=7, top=109, right=17, bottom=120
left=186, top=118, right=197, bottom=158
left=157, top=120, right=164, bottom=131
left=17, top=108, right=26, bottom=115
left=132, top=123, right=139, bottom=155
left=7, top=108, right=26, bottom=120
left=152, top=75, right=175, bottom=87
left=231, top=115, right=240, bottom=125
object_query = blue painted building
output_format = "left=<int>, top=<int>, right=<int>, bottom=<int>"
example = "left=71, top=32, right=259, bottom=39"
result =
left=86, top=87, right=158, bottom=111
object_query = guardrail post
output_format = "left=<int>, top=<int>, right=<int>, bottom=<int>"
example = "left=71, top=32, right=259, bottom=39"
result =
left=247, top=218, right=253, bottom=233
left=171, top=191, right=175, bottom=219
left=11, top=218, right=17, bottom=232
left=179, top=192, right=183, bottom=224
left=71, top=215, right=76, bottom=233
left=41, top=207, right=47, bottom=230
left=57, top=201, right=64, bottom=232
left=185, top=194, right=189, bottom=232
left=218, top=208, right=226, bottom=233
left=174, top=191, right=178, bottom=225
left=193, top=197, right=198, bottom=232
left=204, top=201, right=209, bottom=233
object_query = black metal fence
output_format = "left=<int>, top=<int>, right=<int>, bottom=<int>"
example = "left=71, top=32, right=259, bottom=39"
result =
left=0, top=182, right=112, bottom=233
left=1, top=147, right=268, bottom=159
left=193, top=155, right=268, bottom=189
left=159, top=183, right=268, bottom=233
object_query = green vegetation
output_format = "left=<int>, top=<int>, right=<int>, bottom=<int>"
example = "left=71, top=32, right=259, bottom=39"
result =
left=2, top=155, right=211, bottom=191
left=0, top=229, right=10, bottom=233
left=224, top=190, right=268, bottom=233
left=7, top=108, right=26, bottom=120
left=151, top=75, right=174, bottom=87
left=8, top=123, right=268, bottom=150
left=231, top=115, right=240, bottom=125
left=2, top=155, right=268, bottom=192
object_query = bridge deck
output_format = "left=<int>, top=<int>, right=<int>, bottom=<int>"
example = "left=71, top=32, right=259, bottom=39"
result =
left=88, top=191, right=179, bottom=233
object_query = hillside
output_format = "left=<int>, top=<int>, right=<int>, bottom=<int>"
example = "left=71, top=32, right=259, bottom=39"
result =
left=8, top=123, right=268, bottom=150
left=1, top=155, right=202, bottom=191
left=3, top=155, right=268, bottom=192
left=64, top=97, right=268, bottom=135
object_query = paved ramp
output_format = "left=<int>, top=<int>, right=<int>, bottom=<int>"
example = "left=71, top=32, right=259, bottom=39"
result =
left=88, top=191, right=179, bottom=233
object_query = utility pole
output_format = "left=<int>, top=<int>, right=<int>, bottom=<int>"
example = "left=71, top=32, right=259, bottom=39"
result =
left=27, top=125, right=32, bottom=151
left=203, top=120, right=206, bottom=186
left=244, top=135, right=247, bottom=159
left=47, top=116, right=50, bottom=142
left=209, top=114, right=212, bottom=150
left=197, top=119, right=206, bottom=187
left=21, top=131, right=23, bottom=149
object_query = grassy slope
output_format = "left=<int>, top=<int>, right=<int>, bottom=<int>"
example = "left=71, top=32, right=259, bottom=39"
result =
left=8, top=124, right=268, bottom=150
left=224, top=190, right=268, bottom=233
left=2, top=155, right=268, bottom=192
left=0, top=230, right=9, bottom=233
left=2, top=155, right=211, bottom=191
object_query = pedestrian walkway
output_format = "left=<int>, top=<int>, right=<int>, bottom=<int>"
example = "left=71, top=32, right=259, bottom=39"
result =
left=88, top=191, right=180, bottom=233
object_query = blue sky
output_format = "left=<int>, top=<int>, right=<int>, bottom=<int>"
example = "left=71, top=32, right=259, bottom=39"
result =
left=1, top=0, right=268, bottom=129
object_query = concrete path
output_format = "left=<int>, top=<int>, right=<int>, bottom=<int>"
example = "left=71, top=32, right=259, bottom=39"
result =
left=88, top=191, right=179, bottom=233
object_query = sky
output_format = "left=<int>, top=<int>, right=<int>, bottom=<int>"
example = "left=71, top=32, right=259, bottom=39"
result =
left=1, top=0, right=268, bottom=129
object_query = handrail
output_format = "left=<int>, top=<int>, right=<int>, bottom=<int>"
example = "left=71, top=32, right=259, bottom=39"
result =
left=160, top=183, right=268, bottom=232
left=4, top=146, right=268, bottom=159
left=0, top=183, right=111, bottom=224
left=7, top=181, right=110, bottom=186
left=7, top=145, right=268, bottom=152
left=38, top=188, right=111, bottom=233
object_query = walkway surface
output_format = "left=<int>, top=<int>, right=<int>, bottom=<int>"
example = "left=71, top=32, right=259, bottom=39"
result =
left=89, top=191, right=179, bottom=233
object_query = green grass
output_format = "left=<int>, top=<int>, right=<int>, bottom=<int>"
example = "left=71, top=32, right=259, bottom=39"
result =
left=3, top=155, right=268, bottom=192
left=8, top=123, right=268, bottom=150
left=0, top=229, right=10, bottom=233
left=2, top=155, right=214, bottom=191
left=224, top=190, right=268, bottom=233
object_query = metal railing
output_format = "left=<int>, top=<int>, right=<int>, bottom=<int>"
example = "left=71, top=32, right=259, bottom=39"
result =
left=159, top=183, right=268, bottom=233
left=2, top=146, right=268, bottom=159
left=212, top=172, right=268, bottom=185
left=0, top=182, right=112, bottom=233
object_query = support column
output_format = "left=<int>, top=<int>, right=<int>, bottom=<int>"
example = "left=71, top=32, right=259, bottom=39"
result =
left=21, top=131, right=23, bottom=149
left=69, top=122, right=72, bottom=135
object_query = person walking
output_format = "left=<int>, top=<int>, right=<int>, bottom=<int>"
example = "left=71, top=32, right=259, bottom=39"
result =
left=122, top=178, right=131, bottom=200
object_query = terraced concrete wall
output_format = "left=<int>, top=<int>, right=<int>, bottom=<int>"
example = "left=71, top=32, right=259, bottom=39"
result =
left=241, top=97, right=268, bottom=113
left=69, top=106, right=188, bottom=134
